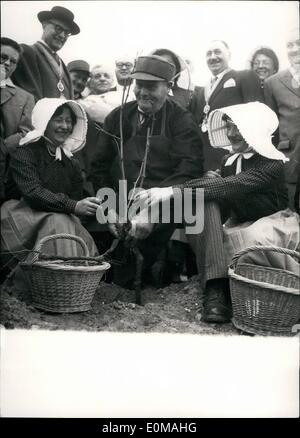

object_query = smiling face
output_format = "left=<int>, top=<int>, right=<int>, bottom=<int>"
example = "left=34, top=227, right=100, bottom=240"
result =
left=42, top=18, right=71, bottom=52
left=206, top=41, right=230, bottom=76
left=115, top=58, right=134, bottom=85
left=45, top=106, right=75, bottom=145
left=0, top=44, right=20, bottom=78
left=89, top=66, right=114, bottom=94
left=225, top=119, right=249, bottom=153
left=134, top=80, right=169, bottom=114
left=69, top=70, right=89, bottom=98
left=252, top=53, right=276, bottom=80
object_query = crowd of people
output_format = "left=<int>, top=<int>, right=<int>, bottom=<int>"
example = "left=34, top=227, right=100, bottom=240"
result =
left=1, top=5, right=299, bottom=324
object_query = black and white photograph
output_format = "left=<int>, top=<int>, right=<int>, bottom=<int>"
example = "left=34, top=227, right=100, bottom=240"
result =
left=0, top=0, right=299, bottom=420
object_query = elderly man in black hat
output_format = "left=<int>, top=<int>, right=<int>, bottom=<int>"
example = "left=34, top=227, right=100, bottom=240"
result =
left=89, top=55, right=203, bottom=287
left=67, top=60, right=90, bottom=100
left=12, top=6, right=79, bottom=101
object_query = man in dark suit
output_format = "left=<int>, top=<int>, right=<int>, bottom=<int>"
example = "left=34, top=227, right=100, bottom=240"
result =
left=12, top=6, right=79, bottom=101
left=90, top=55, right=204, bottom=287
left=264, top=28, right=300, bottom=210
left=1, top=37, right=34, bottom=202
left=190, top=40, right=263, bottom=171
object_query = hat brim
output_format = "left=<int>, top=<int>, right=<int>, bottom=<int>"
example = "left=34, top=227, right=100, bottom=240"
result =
left=69, top=67, right=90, bottom=75
left=37, top=11, right=80, bottom=35
left=130, top=72, right=168, bottom=81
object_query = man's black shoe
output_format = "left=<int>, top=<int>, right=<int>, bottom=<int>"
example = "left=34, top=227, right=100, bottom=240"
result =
left=202, top=278, right=232, bottom=323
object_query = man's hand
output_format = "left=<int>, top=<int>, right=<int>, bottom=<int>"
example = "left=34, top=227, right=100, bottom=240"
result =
left=133, top=187, right=174, bottom=207
left=74, top=197, right=101, bottom=216
left=129, top=209, right=155, bottom=240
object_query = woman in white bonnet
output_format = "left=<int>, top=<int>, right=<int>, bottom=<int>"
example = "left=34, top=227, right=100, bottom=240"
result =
left=1, top=98, right=100, bottom=274
left=130, top=102, right=298, bottom=323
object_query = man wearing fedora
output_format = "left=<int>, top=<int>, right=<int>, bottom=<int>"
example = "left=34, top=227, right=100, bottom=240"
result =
left=12, top=6, right=79, bottom=101
left=67, top=60, right=90, bottom=100
left=90, top=55, right=203, bottom=287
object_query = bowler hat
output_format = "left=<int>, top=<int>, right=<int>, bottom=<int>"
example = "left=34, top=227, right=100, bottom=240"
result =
left=38, top=6, right=80, bottom=35
left=67, top=60, right=90, bottom=75
left=131, top=55, right=175, bottom=82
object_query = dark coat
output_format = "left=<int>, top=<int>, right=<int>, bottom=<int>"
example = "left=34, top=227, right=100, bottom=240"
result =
left=189, top=69, right=264, bottom=171
left=0, top=84, right=35, bottom=152
left=264, top=69, right=300, bottom=184
left=0, top=84, right=35, bottom=202
left=90, top=98, right=204, bottom=192
left=12, top=42, right=73, bottom=101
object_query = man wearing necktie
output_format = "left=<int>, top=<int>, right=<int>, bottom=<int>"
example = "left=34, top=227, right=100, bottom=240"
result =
left=190, top=40, right=263, bottom=172
left=12, top=6, right=78, bottom=101
left=90, top=55, right=203, bottom=287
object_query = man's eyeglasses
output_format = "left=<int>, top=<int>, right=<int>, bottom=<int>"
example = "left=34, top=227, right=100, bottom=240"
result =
left=48, top=21, right=72, bottom=37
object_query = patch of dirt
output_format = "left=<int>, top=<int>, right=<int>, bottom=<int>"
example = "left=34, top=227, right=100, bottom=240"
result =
left=0, top=276, right=238, bottom=335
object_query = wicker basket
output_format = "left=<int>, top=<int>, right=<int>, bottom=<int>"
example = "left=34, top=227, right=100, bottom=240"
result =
left=228, top=245, right=300, bottom=336
left=21, top=233, right=110, bottom=313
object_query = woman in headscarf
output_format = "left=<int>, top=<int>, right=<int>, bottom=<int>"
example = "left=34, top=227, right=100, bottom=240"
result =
left=130, top=102, right=299, bottom=322
left=248, top=46, right=279, bottom=88
left=1, top=98, right=100, bottom=268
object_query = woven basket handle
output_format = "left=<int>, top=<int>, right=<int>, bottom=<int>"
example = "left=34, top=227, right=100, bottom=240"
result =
left=230, top=245, right=300, bottom=270
left=31, top=233, right=89, bottom=263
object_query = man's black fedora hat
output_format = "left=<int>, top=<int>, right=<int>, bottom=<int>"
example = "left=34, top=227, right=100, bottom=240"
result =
left=38, top=6, right=80, bottom=35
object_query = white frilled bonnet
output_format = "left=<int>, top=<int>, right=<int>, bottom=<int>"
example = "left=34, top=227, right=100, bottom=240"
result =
left=207, top=101, right=289, bottom=162
left=20, top=98, right=88, bottom=160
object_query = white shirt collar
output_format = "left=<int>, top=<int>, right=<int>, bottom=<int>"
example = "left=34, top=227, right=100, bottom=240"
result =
left=210, top=67, right=231, bottom=83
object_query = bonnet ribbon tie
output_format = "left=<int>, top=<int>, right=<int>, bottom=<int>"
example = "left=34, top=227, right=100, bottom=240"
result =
left=224, top=152, right=254, bottom=174
left=44, top=136, right=74, bottom=161
left=54, top=146, right=73, bottom=161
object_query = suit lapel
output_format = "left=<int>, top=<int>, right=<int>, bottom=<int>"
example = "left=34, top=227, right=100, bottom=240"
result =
left=208, top=69, right=234, bottom=103
left=34, top=42, right=60, bottom=79
left=279, top=70, right=300, bottom=98
left=61, top=62, right=72, bottom=95
left=0, top=86, right=15, bottom=105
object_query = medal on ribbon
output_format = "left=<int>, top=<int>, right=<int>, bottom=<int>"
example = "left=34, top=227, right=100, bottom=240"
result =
left=57, top=80, right=64, bottom=93
left=201, top=121, right=208, bottom=133
left=203, top=104, right=210, bottom=114
left=201, top=104, right=210, bottom=132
